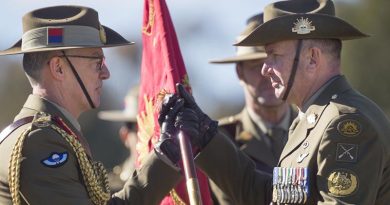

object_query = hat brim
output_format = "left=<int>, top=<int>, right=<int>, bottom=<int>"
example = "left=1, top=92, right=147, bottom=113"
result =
left=0, top=25, right=134, bottom=56
left=98, top=110, right=137, bottom=122
left=236, top=14, right=369, bottom=46
left=209, top=52, right=267, bottom=64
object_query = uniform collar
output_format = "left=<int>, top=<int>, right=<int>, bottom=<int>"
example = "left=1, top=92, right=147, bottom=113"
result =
left=20, top=94, right=81, bottom=131
left=48, top=98, right=81, bottom=131
left=18, top=94, right=92, bottom=156
left=301, top=75, right=340, bottom=113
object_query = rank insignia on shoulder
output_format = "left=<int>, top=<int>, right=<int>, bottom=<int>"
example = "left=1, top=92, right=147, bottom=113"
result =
left=32, top=112, right=52, bottom=128
left=327, top=169, right=358, bottom=196
left=337, top=119, right=361, bottom=137
left=41, top=152, right=68, bottom=168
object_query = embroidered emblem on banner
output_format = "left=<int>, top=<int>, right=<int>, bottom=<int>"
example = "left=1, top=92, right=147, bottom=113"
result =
left=41, top=152, right=68, bottom=168
left=327, top=169, right=358, bottom=196
left=47, top=27, right=64, bottom=44
left=337, top=119, right=361, bottom=137
left=336, top=143, right=358, bottom=163
left=292, top=17, right=315, bottom=34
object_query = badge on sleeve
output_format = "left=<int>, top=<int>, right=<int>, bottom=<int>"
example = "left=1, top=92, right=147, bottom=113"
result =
left=41, top=152, right=68, bottom=168
left=327, top=169, right=358, bottom=196
left=336, top=143, right=358, bottom=163
left=337, top=119, right=361, bottom=137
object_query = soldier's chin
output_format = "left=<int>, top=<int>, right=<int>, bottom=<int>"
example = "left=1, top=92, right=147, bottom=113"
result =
left=257, top=97, right=285, bottom=107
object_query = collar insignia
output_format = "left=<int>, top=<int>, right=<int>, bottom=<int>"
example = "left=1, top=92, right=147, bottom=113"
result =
left=306, top=113, right=317, bottom=124
left=41, top=152, right=68, bottom=168
left=296, top=152, right=309, bottom=163
left=292, top=17, right=315, bottom=34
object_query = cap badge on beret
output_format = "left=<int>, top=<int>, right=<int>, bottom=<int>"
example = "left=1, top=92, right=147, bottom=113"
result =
left=292, top=17, right=316, bottom=35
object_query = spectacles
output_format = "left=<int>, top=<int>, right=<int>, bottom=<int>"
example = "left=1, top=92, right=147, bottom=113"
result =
left=57, top=55, right=106, bottom=71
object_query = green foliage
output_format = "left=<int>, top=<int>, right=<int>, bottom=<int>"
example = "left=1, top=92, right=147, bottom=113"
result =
left=338, top=0, right=390, bottom=116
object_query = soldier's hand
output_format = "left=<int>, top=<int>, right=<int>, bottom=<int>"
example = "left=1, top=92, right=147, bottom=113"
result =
left=176, top=84, right=218, bottom=150
left=155, top=94, right=184, bottom=164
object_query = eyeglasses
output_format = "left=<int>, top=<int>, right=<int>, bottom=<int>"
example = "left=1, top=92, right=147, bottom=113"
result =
left=57, top=55, right=106, bottom=71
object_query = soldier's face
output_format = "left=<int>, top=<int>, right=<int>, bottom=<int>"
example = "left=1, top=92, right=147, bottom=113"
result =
left=237, top=59, right=284, bottom=107
left=262, top=40, right=300, bottom=103
left=64, top=48, right=110, bottom=109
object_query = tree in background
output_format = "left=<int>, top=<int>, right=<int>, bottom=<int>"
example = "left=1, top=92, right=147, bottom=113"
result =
left=338, top=0, right=390, bottom=115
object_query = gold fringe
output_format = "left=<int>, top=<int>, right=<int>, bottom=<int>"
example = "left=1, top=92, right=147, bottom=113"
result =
left=9, top=114, right=110, bottom=205
left=170, top=189, right=187, bottom=205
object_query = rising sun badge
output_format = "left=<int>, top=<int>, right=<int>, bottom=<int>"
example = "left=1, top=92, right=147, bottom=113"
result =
left=292, top=17, right=316, bottom=34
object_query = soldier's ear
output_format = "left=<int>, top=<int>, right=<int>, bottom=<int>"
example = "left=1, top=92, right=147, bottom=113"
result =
left=48, top=56, right=65, bottom=80
left=307, top=46, right=321, bottom=72
left=236, top=63, right=244, bottom=80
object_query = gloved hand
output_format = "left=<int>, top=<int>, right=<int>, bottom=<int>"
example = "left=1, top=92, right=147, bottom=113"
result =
left=175, top=84, right=218, bottom=150
left=154, top=94, right=184, bottom=164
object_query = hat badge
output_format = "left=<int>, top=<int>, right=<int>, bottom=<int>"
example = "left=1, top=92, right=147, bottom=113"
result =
left=99, top=24, right=107, bottom=44
left=292, top=17, right=316, bottom=35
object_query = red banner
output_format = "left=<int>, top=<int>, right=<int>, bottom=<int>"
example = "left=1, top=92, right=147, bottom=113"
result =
left=137, top=0, right=212, bottom=204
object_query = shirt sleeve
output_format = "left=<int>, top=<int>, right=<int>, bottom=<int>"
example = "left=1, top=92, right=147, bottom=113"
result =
left=196, top=132, right=273, bottom=205
left=19, top=127, right=94, bottom=205
left=109, top=151, right=181, bottom=205
left=316, top=113, right=385, bottom=205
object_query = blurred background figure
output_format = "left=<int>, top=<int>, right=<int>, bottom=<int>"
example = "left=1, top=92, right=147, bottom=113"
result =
left=208, top=13, right=297, bottom=205
left=98, top=85, right=139, bottom=192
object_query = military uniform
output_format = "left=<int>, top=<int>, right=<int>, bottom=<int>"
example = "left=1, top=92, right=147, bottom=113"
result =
left=0, top=5, right=180, bottom=205
left=195, top=76, right=390, bottom=204
left=0, top=95, right=179, bottom=205
left=218, top=107, right=296, bottom=172
left=210, top=108, right=295, bottom=204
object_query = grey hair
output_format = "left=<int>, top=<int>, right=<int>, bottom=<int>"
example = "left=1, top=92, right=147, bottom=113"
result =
left=303, top=39, right=342, bottom=60
left=22, top=51, right=54, bottom=84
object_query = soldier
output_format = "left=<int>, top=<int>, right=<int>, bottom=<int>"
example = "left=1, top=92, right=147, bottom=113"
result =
left=98, top=86, right=139, bottom=192
left=159, top=0, right=390, bottom=204
left=0, top=5, right=180, bottom=205
left=209, top=13, right=296, bottom=205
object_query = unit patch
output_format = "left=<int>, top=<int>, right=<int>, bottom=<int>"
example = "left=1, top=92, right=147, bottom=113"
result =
left=41, top=152, right=68, bottom=168
left=47, top=27, right=64, bottom=44
left=336, top=143, right=358, bottom=163
left=327, top=169, right=358, bottom=196
left=337, top=119, right=361, bottom=137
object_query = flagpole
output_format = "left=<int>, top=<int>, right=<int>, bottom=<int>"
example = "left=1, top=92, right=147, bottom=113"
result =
left=178, top=131, right=203, bottom=205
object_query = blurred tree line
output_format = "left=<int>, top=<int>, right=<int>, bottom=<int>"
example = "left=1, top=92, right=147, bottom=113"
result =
left=0, top=0, right=388, bottom=171
left=338, top=0, right=390, bottom=116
